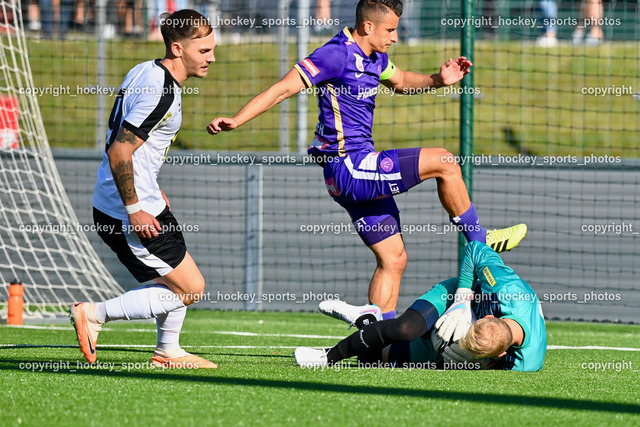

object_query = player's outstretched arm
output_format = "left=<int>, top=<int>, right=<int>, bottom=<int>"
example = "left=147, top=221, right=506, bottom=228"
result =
left=434, top=241, right=507, bottom=344
left=107, top=127, right=161, bottom=239
left=382, top=57, right=472, bottom=94
left=207, top=68, right=308, bottom=135
left=433, top=241, right=482, bottom=344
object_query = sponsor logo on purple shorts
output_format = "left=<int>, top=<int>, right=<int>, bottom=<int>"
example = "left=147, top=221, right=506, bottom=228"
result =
left=380, top=158, right=394, bottom=173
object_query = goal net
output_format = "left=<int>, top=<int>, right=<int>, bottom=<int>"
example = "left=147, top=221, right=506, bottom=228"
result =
left=0, top=1, right=123, bottom=319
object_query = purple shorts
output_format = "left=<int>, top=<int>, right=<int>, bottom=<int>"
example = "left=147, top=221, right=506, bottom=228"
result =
left=323, top=148, right=422, bottom=246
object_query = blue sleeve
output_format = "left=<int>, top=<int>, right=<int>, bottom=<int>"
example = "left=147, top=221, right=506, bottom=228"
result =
left=413, top=277, right=459, bottom=316
left=498, top=280, right=547, bottom=372
left=294, top=41, right=347, bottom=87
left=457, top=241, right=505, bottom=289
left=477, top=252, right=547, bottom=371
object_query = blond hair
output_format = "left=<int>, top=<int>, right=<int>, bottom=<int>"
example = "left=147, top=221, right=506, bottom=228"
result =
left=459, top=317, right=512, bottom=359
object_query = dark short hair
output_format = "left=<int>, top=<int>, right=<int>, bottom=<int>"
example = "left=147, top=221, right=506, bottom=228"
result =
left=356, top=0, right=403, bottom=26
left=160, top=9, right=212, bottom=51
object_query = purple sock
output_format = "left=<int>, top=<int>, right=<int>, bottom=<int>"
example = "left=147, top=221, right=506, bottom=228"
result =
left=382, top=310, right=396, bottom=320
left=450, top=202, right=487, bottom=242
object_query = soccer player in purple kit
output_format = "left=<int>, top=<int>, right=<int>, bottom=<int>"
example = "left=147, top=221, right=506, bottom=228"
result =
left=207, top=0, right=527, bottom=326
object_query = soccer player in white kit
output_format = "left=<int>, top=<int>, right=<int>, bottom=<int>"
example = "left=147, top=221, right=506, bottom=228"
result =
left=70, top=9, right=217, bottom=368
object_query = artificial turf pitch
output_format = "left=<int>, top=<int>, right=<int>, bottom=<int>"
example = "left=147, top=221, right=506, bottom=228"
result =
left=1, top=310, right=639, bottom=425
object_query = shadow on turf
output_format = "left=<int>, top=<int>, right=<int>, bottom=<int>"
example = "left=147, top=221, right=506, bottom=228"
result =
left=214, top=352, right=291, bottom=359
left=2, top=363, right=639, bottom=415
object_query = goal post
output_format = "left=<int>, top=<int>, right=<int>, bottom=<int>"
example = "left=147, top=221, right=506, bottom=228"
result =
left=0, top=0, right=123, bottom=320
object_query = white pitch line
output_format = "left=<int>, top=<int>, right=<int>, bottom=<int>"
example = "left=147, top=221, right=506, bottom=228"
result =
left=211, top=331, right=344, bottom=339
left=547, top=345, right=640, bottom=352
left=0, top=324, right=345, bottom=339
left=1, top=325, right=158, bottom=333
left=0, top=325, right=74, bottom=331
left=0, top=343, right=297, bottom=349
left=2, top=343, right=640, bottom=351
left=3, top=325, right=640, bottom=352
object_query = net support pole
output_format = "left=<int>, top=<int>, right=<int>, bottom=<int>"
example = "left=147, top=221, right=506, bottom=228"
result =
left=278, top=0, right=290, bottom=152
left=95, top=0, right=107, bottom=150
left=458, top=0, right=475, bottom=266
left=296, top=0, right=310, bottom=154
left=244, top=164, right=263, bottom=311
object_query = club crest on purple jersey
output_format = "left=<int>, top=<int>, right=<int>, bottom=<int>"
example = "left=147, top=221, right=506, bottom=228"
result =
left=353, top=53, right=365, bottom=72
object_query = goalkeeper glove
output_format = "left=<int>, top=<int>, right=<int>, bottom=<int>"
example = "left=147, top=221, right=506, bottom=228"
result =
left=434, top=287, right=474, bottom=345
left=442, top=343, right=478, bottom=369
left=442, top=344, right=497, bottom=370
left=442, top=343, right=476, bottom=363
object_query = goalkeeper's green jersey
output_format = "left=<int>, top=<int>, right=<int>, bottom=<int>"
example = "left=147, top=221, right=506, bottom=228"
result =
left=412, top=241, right=547, bottom=372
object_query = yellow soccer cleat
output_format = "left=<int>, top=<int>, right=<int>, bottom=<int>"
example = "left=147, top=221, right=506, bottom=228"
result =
left=486, top=223, right=527, bottom=253
left=151, top=353, right=218, bottom=369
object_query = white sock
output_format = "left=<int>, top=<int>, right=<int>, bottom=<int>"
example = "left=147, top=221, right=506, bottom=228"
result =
left=95, top=284, right=185, bottom=322
left=94, top=302, right=107, bottom=324
left=155, top=306, right=189, bottom=358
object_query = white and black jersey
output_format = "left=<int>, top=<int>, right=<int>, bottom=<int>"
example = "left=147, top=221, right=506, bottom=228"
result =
left=93, top=59, right=182, bottom=220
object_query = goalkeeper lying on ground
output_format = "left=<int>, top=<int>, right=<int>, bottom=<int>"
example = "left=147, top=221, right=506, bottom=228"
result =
left=295, top=241, right=547, bottom=371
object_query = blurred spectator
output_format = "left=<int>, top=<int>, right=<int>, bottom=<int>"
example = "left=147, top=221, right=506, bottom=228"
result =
left=118, top=0, right=143, bottom=37
left=314, top=0, right=331, bottom=34
left=536, top=0, right=558, bottom=47
left=28, top=0, right=41, bottom=31
left=147, top=0, right=188, bottom=41
left=74, top=0, right=87, bottom=31
left=401, top=0, right=421, bottom=45
left=40, top=0, right=75, bottom=39
left=572, top=0, right=604, bottom=45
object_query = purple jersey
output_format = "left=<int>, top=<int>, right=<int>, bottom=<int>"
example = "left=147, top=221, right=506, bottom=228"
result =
left=295, top=27, right=397, bottom=157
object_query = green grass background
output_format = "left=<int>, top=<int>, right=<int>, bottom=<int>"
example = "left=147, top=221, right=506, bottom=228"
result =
left=27, top=38, right=639, bottom=157
left=1, top=311, right=639, bottom=425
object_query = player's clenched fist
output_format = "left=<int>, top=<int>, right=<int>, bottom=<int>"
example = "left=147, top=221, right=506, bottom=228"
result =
left=207, top=117, right=238, bottom=135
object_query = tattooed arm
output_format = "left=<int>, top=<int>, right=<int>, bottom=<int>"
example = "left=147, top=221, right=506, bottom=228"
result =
left=107, top=127, right=161, bottom=239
